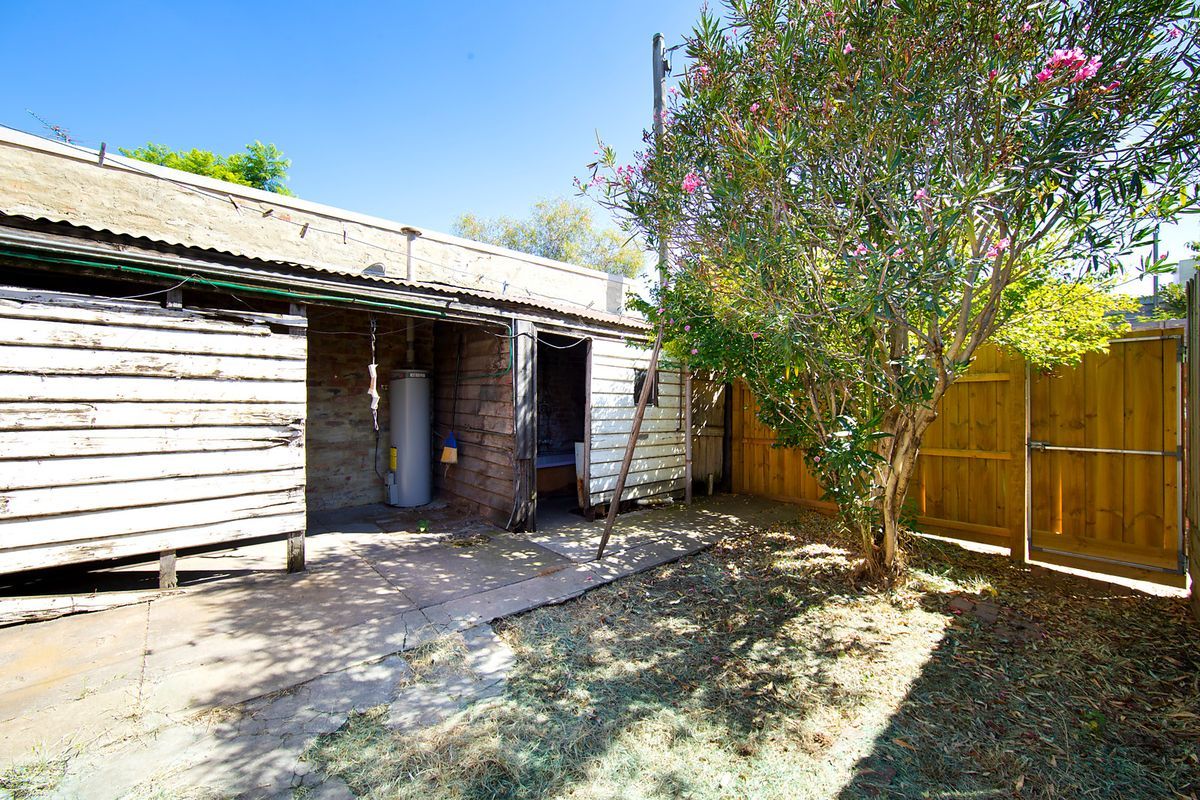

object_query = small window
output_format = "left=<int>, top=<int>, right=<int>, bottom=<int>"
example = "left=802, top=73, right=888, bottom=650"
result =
left=633, top=368, right=659, bottom=407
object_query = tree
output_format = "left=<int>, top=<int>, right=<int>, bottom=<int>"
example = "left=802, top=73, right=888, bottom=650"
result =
left=119, top=141, right=294, bottom=195
left=453, top=197, right=644, bottom=277
left=588, top=0, right=1198, bottom=579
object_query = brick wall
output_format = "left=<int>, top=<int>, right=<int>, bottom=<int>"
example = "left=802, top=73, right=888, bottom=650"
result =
left=537, top=337, right=587, bottom=456
left=306, top=307, right=434, bottom=512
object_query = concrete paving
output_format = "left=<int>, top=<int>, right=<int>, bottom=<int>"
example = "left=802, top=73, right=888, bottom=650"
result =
left=0, top=495, right=798, bottom=798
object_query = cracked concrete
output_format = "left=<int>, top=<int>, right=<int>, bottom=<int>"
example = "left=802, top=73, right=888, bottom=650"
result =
left=0, top=496, right=797, bottom=798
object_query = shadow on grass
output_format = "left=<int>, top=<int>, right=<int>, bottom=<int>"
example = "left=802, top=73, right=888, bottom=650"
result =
left=837, top=537, right=1200, bottom=800
left=308, top=516, right=1200, bottom=800
left=307, top=514, right=918, bottom=799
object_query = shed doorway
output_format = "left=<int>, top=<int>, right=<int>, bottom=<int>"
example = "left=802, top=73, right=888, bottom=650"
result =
left=535, top=332, right=589, bottom=529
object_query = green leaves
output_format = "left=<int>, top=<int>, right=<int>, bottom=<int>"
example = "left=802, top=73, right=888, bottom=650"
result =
left=119, top=141, right=293, bottom=195
left=587, top=0, right=1199, bottom=564
left=452, top=198, right=644, bottom=278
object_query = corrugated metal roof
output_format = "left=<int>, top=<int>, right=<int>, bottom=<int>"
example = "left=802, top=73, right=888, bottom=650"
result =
left=0, top=216, right=649, bottom=330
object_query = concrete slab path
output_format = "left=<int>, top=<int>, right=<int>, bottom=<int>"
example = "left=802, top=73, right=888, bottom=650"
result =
left=0, top=495, right=798, bottom=798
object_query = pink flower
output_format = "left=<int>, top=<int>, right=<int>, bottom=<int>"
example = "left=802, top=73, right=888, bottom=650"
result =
left=986, top=237, right=1011, bottom=258
left=892, top=247, right=906, bottom=259
left=694, top=63, right=711, bottom=82
left=914, top=188, right=930, bottom=202
left=1100, top=80, right=1121, bottom=92
left=658, top=307, right=666, bottom=314
left=853, top=243, right=869, bottom=256
left=1070, top=55, right=1102, bottom=83
left=1036, top=68, right=1054, bottom=83
left=691, top=348, right=699, bottom=355
left=681, top=173, right=702, bottom=194
left=1047, top=47, right=1086, bottom=69
left=843, top=42, right=855, bottom=54
left=749, top=102, right=760, bottom=113
left=1022, top=21, right=1033, bottom=33
left=684, top=324, right=691, bottom=332
left=1168, top=25, right=1183, bottom=39
left=988, top=69, right=998, bottom=81
left=750, top=332, right=761, bottom=339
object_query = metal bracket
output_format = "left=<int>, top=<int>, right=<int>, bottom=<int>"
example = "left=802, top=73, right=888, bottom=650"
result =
left=1028, top=440, right=1048, bottom=452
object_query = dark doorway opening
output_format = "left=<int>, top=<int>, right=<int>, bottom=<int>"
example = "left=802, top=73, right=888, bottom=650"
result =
left=535, top=332, right=588, bottom=527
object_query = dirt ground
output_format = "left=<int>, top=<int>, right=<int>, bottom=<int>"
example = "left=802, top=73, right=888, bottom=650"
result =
left=304, top=511, right=1199, bottom=800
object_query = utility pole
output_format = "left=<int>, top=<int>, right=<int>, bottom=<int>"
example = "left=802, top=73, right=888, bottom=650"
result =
left=597, top=34, right=671, bottom=558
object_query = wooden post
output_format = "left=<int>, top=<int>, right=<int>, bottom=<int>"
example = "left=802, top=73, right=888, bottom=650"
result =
left=597, top=328, right=664, bottom=559
left=1012, top=360, right=1031, bottom=563
left=287, top=530, right=305, bottom=573
left=684, top=367, right=693, bottom=504
left=721, top=382, right=734, bottom=492
left=159, top=550, right=177, bottom=589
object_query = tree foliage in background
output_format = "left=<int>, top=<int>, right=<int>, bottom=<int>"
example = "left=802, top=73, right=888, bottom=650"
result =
left=588, top=0, right=1199, bottom=579
left=1146, top=281, right=1189, bottom=318
left=119, top=141, right=294, bottom=195
left=454, top=197, right=644, bottom=277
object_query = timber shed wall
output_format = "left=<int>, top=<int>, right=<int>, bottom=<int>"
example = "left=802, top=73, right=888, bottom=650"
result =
left=0, top=285, right=307, bottom=574
left=433, top=321, right=515, bottom=526
left=305, top=307, right=434, bottom=512
left=588, top=335, right=687, bottom=506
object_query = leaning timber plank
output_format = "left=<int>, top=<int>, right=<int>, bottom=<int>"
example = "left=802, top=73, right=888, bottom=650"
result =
left=0, top=402, right=307, bottom=431
left=0, top=424, right=302, bottom=460
left=0, top=374, right=305, bottom=403
left=0, top=488, right=304, bottom=550
left=0, top=468, right=305, bottom=519
left=0, top=345, right=307, bottom=381
left=0, top=448, right=305, bottom=490
left=0, top=318, right=306, bottom=360
left=0, top=511, right=307, bottom=575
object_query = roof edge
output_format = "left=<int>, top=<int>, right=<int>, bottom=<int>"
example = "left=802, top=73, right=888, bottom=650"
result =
left=0, top=126, right=639, bottom=289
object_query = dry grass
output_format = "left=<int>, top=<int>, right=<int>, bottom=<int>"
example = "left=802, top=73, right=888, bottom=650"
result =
left=0, top=755, right=67, bottom=800
left=305, top=511, right=1200, bottom=799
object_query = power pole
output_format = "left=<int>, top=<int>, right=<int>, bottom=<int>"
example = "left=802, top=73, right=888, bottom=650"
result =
left=597, top=34, right=671, bottom=558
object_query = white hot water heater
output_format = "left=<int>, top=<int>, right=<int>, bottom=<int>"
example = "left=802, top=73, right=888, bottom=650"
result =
left=387, top=370, right=432, bottom=507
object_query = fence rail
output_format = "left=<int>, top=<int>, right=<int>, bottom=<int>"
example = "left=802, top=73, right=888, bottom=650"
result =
left=733, top=326, right=1187, bottom=588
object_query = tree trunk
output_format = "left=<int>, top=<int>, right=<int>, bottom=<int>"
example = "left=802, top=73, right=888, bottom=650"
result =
left=860, top=409, right=936, bottom=581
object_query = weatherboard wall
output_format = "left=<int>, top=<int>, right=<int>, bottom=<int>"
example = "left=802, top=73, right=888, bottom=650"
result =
left=587, top=335, right=687, bottom=506
left=0, top=286, right=307, bottom=574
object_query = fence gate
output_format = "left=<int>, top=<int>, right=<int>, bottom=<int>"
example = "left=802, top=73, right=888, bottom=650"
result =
left=1027, top=329, right=1185, bottom=584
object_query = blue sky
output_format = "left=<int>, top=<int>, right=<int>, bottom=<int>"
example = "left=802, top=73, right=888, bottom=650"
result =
left=1, top=1, right=1194, bottom=291
left=1, top=0, right=698, bottom=234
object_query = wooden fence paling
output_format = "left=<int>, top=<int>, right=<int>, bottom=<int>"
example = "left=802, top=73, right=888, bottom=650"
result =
left=733, top=332, right=1186, bottom=588
left=1187, top=277, right=1199, bottom=617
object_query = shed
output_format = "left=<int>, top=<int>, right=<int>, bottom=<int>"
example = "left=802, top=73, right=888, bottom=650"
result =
left=0, top=129, right=726, bottom=578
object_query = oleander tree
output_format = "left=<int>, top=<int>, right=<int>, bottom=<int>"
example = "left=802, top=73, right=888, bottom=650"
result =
left=585, top=0, right=1199, bottom=580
